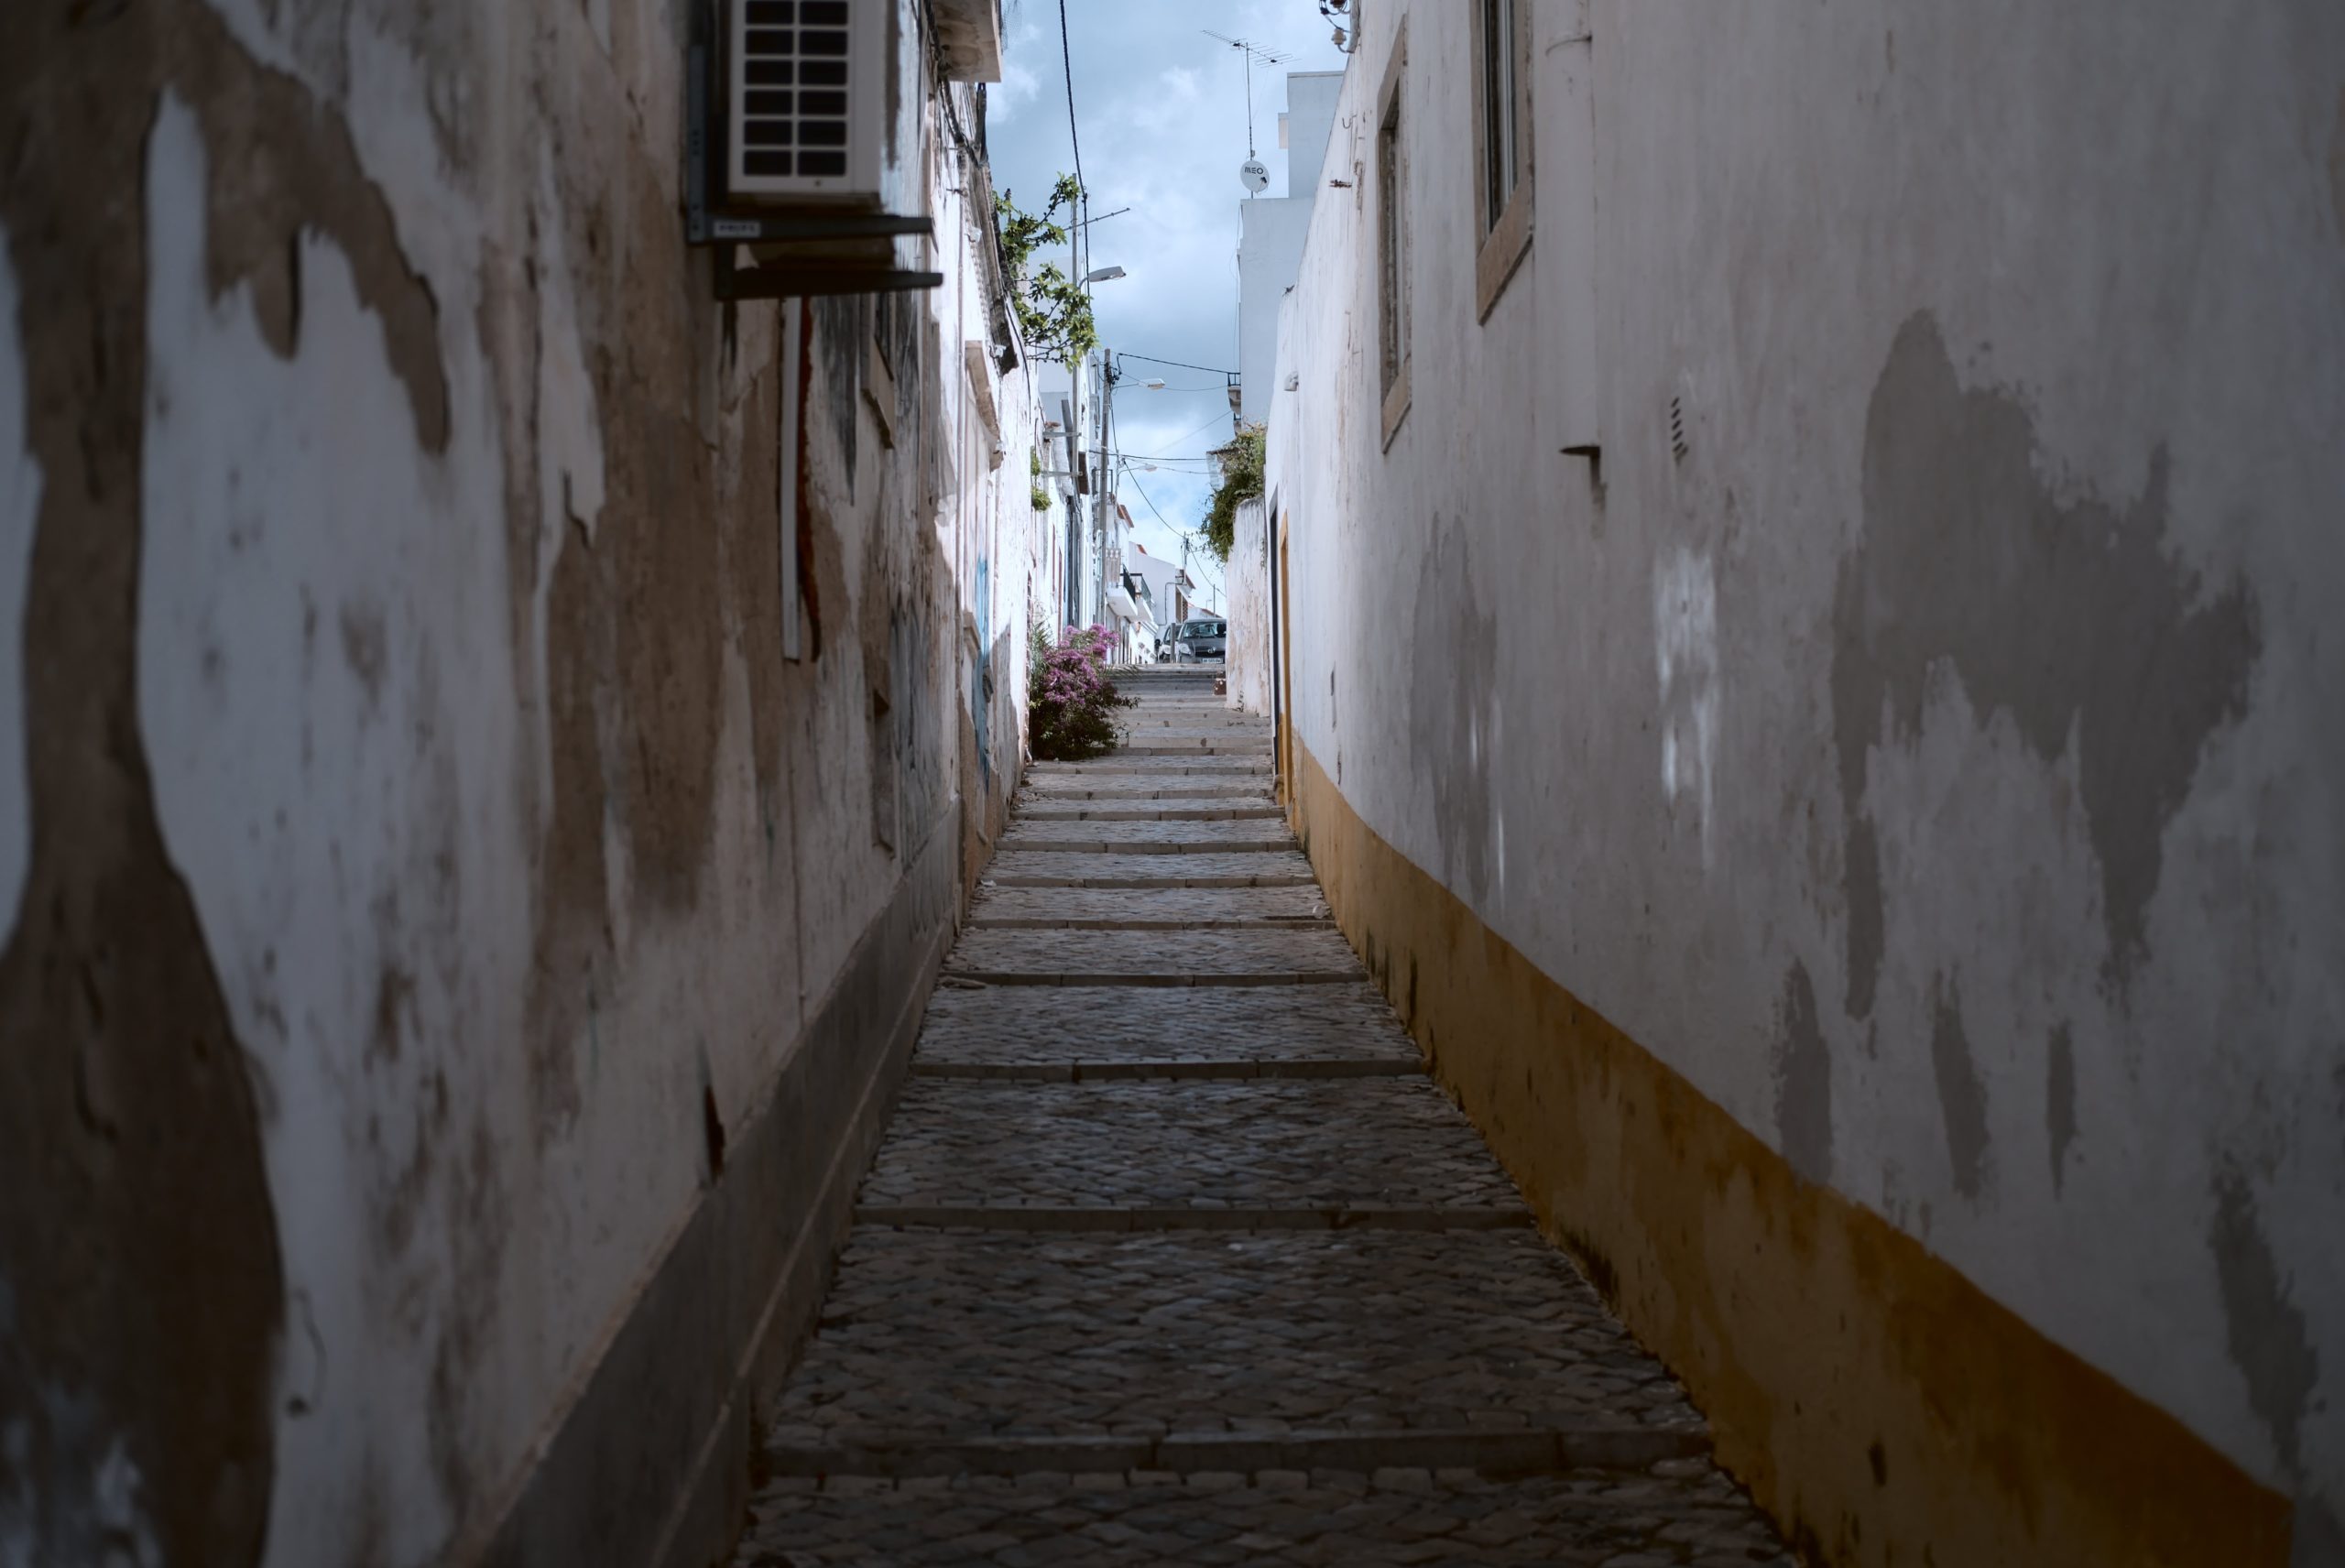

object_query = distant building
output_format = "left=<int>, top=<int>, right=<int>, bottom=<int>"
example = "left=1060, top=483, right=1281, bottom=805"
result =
left=1236, top=71, right=1344, bottom=426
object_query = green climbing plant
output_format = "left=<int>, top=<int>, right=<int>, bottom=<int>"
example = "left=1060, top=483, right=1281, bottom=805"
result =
left=996, top=174, right=1097, bottom=366
left=1201, top=423, right=1265, bottom=563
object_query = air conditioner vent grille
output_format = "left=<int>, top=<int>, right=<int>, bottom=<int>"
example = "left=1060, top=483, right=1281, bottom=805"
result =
left=735, top=0, right=858, bottom=184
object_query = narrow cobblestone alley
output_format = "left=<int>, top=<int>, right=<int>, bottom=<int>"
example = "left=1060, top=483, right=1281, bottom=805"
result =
left=732, top=670, right=1794, bottom=1567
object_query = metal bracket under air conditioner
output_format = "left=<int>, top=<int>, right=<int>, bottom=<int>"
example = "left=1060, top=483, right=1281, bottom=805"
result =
left=685, top=33, right=944, bottom=299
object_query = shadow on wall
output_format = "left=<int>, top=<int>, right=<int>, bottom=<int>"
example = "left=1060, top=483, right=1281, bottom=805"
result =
left=1831, top=310, right=2260, bottom=1024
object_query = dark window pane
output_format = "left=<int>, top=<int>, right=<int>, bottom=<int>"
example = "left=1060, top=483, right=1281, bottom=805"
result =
left=745, top=151, right=791, bottom=177
left=743, top=120, right=795, bottom=147
left=799, top=120, right=847, bottom=147
left=800, top=91, right=847, bottom=116
left=801, top=27, right=849, bottom=55
left=744, top=27, right=791, bottom=55
left=797, top=151, right=847, bottom=176
left=800, top=60, right=847, bottom=84
left=802, top=0, right=848, bottom=21
left=745, top=60, right=794, bottom=85
left=745, top=1, right=793, bottom=22
left=746, top=89, right=793, bottom=115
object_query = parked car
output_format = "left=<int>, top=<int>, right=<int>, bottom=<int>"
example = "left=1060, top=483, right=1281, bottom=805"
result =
left=1172, top=618, right=1227, bottom=662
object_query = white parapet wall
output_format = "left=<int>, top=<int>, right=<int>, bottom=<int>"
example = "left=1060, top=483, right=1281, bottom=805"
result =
left=1224, top=495, right=1272, bottom=714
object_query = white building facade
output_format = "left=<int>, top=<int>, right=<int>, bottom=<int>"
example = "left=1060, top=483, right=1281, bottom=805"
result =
left=1261, top=2, right=2345, bottom=1564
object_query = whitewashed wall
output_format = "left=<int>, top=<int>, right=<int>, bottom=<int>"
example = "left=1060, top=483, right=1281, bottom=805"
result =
left=1268, top=0, right=2344, bottom=1541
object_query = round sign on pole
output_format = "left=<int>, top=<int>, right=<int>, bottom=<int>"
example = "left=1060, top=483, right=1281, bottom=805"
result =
left=1239, top=158, right=1270, bottom=193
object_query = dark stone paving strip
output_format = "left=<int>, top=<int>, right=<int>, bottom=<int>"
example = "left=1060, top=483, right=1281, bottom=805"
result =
left=762, top=1424, right=1705, bottom=1480
left=986, top=847, right=1318, bottom=887
left=1020, top=781, right=1271, bottom=799
left=913, top=983, right=1420, bottom=1065
left=739, top=1465, right=1794, bottom=1568
left=946, top=926, right=1360, bottom=977
left=988, top=871, right=1320, bottom=888
left=852, top=1206, right=1535, bottom=1232
left=995, top=836, right=1299, bottom=854
left=912, top=1059, right=1419, bottom=1082
left=1028, top=761, right=1270, bottom=777
left=965, top=915, right=1337, bottom=931
left=942, top=970, right=1362, bottom=987
left=770, top=1231, right=1706, bottom=1444
left=1015, top=803, right=1286, bottom=821
left=968, top=885, right=1329, bottom=927
left=863, top=1079, right=1511, bottom=1212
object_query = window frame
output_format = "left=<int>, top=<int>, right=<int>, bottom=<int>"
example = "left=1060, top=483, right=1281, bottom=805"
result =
left=1376, top=27, right=1412, bottom=449
left=1469, top=0, right=1534, bottom=321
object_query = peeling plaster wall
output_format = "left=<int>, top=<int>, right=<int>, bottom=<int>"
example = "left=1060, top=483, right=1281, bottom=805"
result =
left=1224, top=496, right=1272, bottom=714
left=1268, top=0, right=2343, bottom=1557
left=0, top=3, right=1040, bottom=1564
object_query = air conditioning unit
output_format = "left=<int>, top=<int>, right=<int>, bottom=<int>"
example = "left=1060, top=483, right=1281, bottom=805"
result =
left=726, top=0, right=885, bottom=204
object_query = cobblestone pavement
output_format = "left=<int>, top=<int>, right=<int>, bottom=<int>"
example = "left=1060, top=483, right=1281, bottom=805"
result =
left=943, top=927, right=1364, bottom=981
left=967, top=886, right=1330, bottom=927
left=734, top=671, right=1792, bottom=1565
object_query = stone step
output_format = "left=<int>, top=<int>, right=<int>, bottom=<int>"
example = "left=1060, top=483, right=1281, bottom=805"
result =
left=1029, top=759, right=1271, bottom=777
left=860, top=1078, right=1520, bottom=1214
left=1019, top=779, right=1273, bottom=800
left=1015, top=802, right=1284, bottom=822
left=943, top=926, right=1360, bottom=981
left=742, top=1461, right=1790, bottom=1567
left=1115, top=740, right=1274, bottom=755
left=766, top=1229, right=1708, bottom=1450
left=966, top=883, right=1330, bottom=929
left=986, top=849, right=1315, bottom=887
left=759, top=1423, right=1704, bottom=1483
left=1001, top=818, right=1295, bottom=850
left=913, top=1058, right=1415, bottom=1083
left=996, top=832, right=1297, bottom=855
left=854, top=1204, right=1533, bottom=1232
left=911, top=982, right=1420, bottom=1070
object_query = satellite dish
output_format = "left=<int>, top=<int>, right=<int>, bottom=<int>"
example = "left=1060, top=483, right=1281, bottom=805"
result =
left=1239, top=158, right=1270, bottom=194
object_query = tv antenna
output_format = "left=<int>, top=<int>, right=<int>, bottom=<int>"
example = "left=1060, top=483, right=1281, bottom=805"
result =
left=1202, top=29, right=1294, bottom=178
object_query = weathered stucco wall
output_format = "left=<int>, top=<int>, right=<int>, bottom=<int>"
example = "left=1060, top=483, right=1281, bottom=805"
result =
left=1266, top=0, right=2344, bottom=1561
left=1224, top=495, right=1271, bottom=714
left=0, top=3, right=1041, bottom=1565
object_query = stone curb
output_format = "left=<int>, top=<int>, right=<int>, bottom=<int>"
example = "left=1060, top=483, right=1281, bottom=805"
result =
left=910, top=1058, right=1422, bottom=1082
left=762, top=1424, right=1709, bottom=1481
left=939, top=969, right=1365, bottom=988
left=850, top=1204, right=1535, bottom=1233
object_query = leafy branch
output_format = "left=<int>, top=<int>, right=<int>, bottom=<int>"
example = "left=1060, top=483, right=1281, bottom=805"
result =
left=996, top=174, right=1098, bottom=366
left=1202, top=423, right=1265, bottom=563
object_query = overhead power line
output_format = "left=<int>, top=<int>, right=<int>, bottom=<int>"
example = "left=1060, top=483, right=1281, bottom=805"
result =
left=1116, top=352, right=1239, bottom=376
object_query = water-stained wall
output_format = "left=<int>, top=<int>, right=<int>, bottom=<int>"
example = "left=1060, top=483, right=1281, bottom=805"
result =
left=1267, top=1, right=2342, bottom=1561
left=0, top=3, right=1040, bottom=1564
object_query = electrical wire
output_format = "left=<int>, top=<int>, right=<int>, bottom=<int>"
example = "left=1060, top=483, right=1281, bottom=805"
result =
left=1057, top=0, right=1087, bottom=280
left=1116, top=352, right=1239, bottom=376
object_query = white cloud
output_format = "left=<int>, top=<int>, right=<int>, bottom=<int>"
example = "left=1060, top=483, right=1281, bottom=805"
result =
left=989, top=0, right=1347, bottom=604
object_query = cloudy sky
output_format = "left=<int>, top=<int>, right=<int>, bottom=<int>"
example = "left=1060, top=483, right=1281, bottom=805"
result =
left=986, top=0, right=1351, bottom=612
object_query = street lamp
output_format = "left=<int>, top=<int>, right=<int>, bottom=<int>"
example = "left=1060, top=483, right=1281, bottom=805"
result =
left=1143, top=378, right=1167, bottom=389
left=1083, top=266, right=1127, bottom=283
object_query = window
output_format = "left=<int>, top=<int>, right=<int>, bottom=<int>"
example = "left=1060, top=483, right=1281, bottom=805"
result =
left=1376, top=29, right=1411, bottom=447
left=1471, top=0, right=1533, bottom=319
